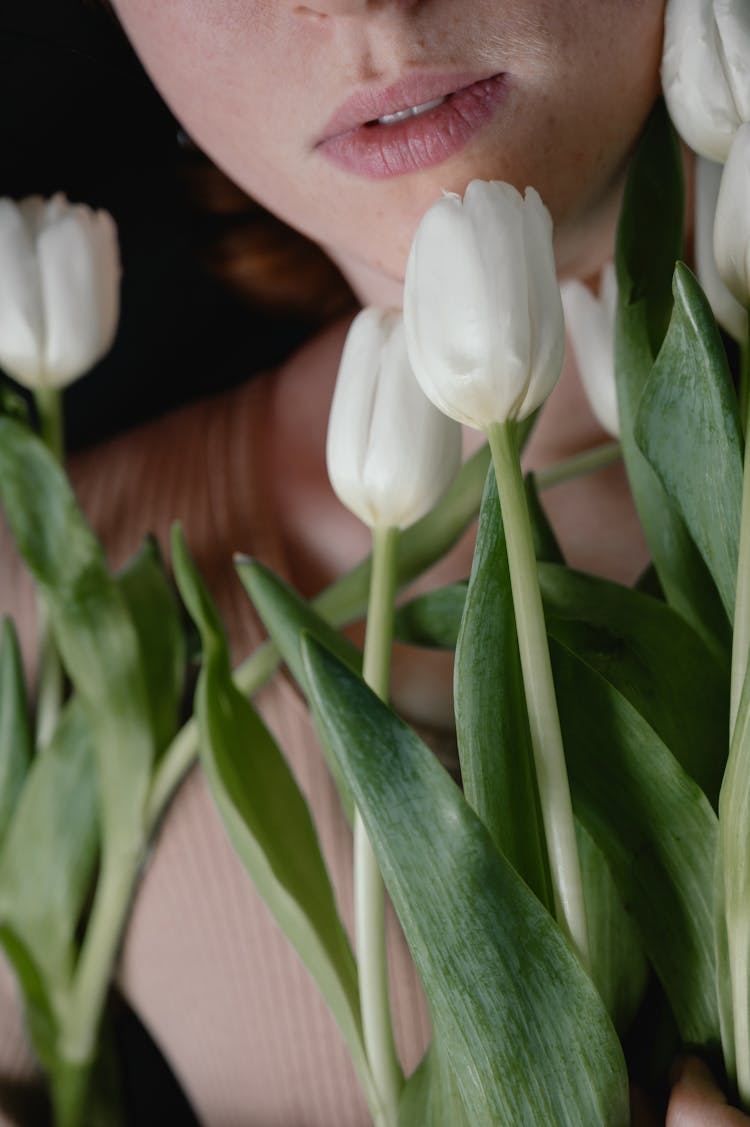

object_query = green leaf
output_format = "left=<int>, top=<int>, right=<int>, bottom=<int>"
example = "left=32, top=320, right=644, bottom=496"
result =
left=635, top=264, right=743, bottom=622
left=171, top=527, right=376, bottom=1115
left=525, top=473, right=565, bottom=565
left=615, top=100, right=729, bottom=660
left=552, top=643, right=719, bottom=1046
left=117, top=537, right=186, bottom=759
left=540, top=564, right=729, bottom=807
left=576, top=821, right=648, bottom=1035
left=0, top=418, right=154, bottom=850
left=393, top=584, right=468, bottom=650
left=0, top=701, right=98, bottom=1007
left=303, top=636, right=629, bottom=1127
left=0, top=618, right=32, bottom=846
left=235, top=556, right=358, bottom=822
left=0, top=926, right=58, bottom=1072
left=454, top=466, right=551, bottom=908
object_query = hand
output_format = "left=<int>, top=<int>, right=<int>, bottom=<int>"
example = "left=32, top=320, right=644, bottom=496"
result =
left=667, top=1057, right=750, bottom=1126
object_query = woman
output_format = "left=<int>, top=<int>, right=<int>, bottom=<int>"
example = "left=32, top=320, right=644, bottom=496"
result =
left=0, top=0, right=740, bottom=1122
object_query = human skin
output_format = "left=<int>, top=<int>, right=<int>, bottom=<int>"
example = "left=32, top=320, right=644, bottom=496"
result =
left=110, top=0, right=664, bottom=306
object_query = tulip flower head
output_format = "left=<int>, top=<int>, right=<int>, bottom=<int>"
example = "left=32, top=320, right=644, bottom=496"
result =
left=695, top=156, right=749, bottom=342
left=326, top=307, right=462, bottom=530
left=561, top=263, right=620, bottom=439
left=403, top=180, right=565, bottom=432
left=714, top=122, right=750, bottom=310
left=662, top=0, right=750, bottom=162
left=0, top=193, right=120, bottom=390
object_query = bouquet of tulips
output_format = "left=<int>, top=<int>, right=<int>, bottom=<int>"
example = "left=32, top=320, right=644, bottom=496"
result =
left=0, top=1, right=749, bottom=1124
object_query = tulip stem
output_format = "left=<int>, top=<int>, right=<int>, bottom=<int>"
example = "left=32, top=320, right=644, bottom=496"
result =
left=731, top=341, right=750, bottom=737
left=33, top=386, right=64, bottom=747
left=533, top=439, right=622, bottom=492
left=355, top=522, right=403, bottom=1127
left=487, top=420, right=590, bottom=971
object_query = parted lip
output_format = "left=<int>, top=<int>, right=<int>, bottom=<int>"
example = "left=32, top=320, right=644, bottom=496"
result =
left=319, top=70, right=503, bottom=142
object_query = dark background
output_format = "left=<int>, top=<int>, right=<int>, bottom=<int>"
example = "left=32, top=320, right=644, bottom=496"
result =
left=0, top=0, right=309, bottom=453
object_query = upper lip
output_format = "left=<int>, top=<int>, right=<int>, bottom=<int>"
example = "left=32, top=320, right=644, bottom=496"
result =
left=319, top=70, right=503, bottom=142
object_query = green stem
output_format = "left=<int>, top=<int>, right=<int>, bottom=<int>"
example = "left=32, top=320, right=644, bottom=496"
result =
left=487, top=421, right=590, bottom=970
left=533, top=440, right=621, bottom=492
left=355, top=524, right=402, bottom=1127
left=731, top=340, right=750, bottom=737
left=33, top=386, right=64, bottom=747
left=59, top=846, right=143, bottom=1075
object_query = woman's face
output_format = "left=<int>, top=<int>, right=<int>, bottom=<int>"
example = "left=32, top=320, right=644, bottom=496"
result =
left=112, top=0, right=664, bottom=303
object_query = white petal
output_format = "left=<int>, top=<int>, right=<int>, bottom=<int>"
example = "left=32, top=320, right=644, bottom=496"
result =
left=0, top=198, right=44, bottom=387
left=695, top=156, right=748, bottom=342
left=662, top=0, right=740, bottom=161
left=365, top=317, right=462, bottom=528
left=518, top=187, right=565, bottom=420
left=38, top=205, right=120, bottom=387
left=714, top=123, right=750, bottom=307
left=326, top=307, right=384, bottom=525
left=714, top=0, right=750, bottom=126
left=562, top=265, right=620, bottom=438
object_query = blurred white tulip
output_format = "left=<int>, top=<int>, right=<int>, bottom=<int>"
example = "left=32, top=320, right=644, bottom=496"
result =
left=662, top=0, right=750, bottom=162
left=0, top=193, right=120, bottom=390
left=714, top=123, right=750, bottom=310
left=326, top=307, right=462, bottom=530
left=695, top=156, right=748, bottom=342
left=561, top=263, right=620, bottom=438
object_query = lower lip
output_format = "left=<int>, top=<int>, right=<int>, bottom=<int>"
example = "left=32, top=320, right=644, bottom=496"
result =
left=318, top=73, right=509, bottom=180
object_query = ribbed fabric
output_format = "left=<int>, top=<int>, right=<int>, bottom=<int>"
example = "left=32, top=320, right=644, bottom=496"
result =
left=0, top=377, right=431, bottom=1126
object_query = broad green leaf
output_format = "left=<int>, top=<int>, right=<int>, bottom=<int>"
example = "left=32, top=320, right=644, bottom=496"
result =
left=399, top=1039, right=472, bottom=1127
left=0, top=418, right=154, bottom=850
left=393, top=584, right=467, bottom=650
left=0, top=618, right=32, bottom=846
left=540, top=564, right=728, bottom=807
left=576, top=821, right=648, bottom=1036
left=117, top=537, right=186, bottom=758
left=171, top=527, right=376, bottom=1116
left=615, top=100, right=729, bottom=660
left=235, top=557, right=358, bottom=822
left=552, top=642, right=719, bottom=1045
left=717, top=660, right=750, bottom=1093
left=303, top=636, right=629, bottom=1127
left=635, top=263, right=743, bottom=621
left=0, top=926, right=58, bottom=1072
left=525, top=473, right=565, bottom=565
left=454, top=466, right=551, bottom=908
left=0, top=702, right=98, bottom=1006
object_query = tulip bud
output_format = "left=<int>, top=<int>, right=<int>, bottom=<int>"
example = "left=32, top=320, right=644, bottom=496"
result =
left=714, top=123, right=750, bottom=310
left=695, top=156, right=748, bottom=342
left=561, top=263, right=620, bottom=438
left=0, top=193, right=120, bottom=390
left=662, top=0, right=750, bottom=162
left=326, top=308, right=462, bottom=530
left=403, top=180, right=565, bottom=432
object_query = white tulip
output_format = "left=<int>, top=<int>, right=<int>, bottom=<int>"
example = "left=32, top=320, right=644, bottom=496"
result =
left=326, top=307, right=462, bottom=530
left=695, top=156, right=748, bottom=342
left=403, top=180, right=565, bottom=432
left=714, top=123, right=750, bottom=310
left=561, top=263, right=620, bottom=439
left=662, top=0, right=750, bottom=162
left=0, top=193, right=120, bottom=390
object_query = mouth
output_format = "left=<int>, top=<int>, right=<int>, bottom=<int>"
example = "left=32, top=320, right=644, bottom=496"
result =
left=318, top=72, right=509, bottom=179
